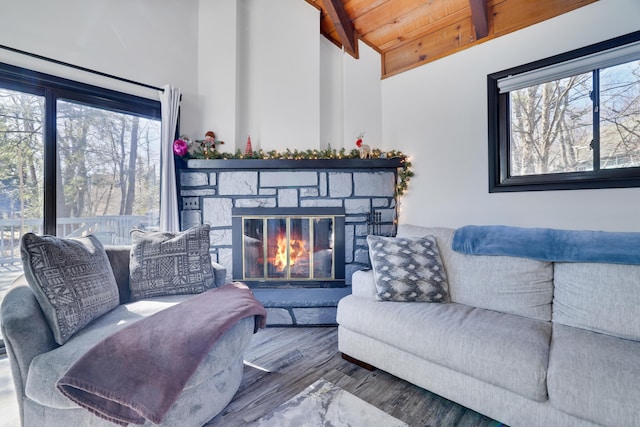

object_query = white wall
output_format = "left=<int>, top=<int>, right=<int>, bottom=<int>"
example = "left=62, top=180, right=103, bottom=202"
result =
left=197, top=0, right=237, bottom=146
left=320, top=38, right=343, bottom=150
left=319, top=38, right=383, bottom=151
left=0, top=0, right=200, bottom=132
left=231, top=0, right=321, bottom=153
left=343, top=41, right=382, bottom=151
left=382, top=0, right=640, bottom=231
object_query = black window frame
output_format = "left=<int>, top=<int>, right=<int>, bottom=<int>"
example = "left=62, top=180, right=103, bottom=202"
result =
left=488, top=30, right=640, bottom=192
left=0, top=62, right=161, bottom=234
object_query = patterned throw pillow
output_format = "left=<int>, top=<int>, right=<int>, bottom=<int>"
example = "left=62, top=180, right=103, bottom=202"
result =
left=129, top=224, right=215, bottom=301
left=20, top=233, right=120, bottom=345
left=367, top=235, right=449, bottom=302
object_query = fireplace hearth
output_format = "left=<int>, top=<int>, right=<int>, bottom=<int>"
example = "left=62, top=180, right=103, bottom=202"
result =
left=232, top=208, right=345, bottom=288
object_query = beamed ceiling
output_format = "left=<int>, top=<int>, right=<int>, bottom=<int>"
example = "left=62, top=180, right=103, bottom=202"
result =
left=304, top=0, right=598, bottom=78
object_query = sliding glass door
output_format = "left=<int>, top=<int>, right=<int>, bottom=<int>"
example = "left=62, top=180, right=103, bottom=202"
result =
left=0, top=63, right=162, bottom=350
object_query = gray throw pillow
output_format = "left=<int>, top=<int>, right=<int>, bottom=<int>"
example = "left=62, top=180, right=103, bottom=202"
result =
left=20, top=233, right=120, bottom=345
left=129, top=224, right=215, bottom=301
left=367, top=235, right=449, bottom=302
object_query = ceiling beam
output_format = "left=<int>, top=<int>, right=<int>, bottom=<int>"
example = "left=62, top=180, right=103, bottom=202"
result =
left=469, top=0, right=489, bottom=39
left=323, top=0, right=359, bottom=58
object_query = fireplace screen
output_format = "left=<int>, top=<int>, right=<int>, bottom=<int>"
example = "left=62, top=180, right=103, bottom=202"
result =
left=232, top=208, right=345, bottom=287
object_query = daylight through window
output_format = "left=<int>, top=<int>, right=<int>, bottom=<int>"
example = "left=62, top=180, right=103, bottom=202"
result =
left=488, top=31, right=640, bottom=192
left=0, top=63, right=161, bottom=264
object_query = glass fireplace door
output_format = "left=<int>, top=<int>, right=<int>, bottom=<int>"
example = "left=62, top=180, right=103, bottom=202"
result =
left=233, top=208, right=345, bottom=287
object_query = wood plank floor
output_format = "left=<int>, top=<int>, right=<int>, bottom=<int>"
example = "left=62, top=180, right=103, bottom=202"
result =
left=206, top=327, right=503, bottom=427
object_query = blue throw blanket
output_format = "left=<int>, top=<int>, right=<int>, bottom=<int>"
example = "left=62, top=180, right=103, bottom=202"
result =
left=452, top=225, right=640, bottom=265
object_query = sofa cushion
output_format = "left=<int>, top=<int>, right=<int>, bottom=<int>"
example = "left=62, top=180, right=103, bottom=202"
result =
left=129, top=224, right=215, bottom=301
left=367, top=235, right=449, bottom=302
left=337, top=295, right=551, bottom=401
left=547, top=323, right=640, bottom=426
left=25, top=295, right=254, bottom=409
left=20, top=233, right=120, bottom=345
left=553, top=262, right=640, bottom=341
left=396, top=225, right=554, bottom=321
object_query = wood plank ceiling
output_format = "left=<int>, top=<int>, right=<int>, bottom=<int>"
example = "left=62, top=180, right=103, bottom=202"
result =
left=305, top=0, right=599, bottom=78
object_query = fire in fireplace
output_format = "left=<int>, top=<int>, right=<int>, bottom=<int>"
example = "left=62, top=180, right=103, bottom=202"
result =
left=232, top=208, right=345, bottom=288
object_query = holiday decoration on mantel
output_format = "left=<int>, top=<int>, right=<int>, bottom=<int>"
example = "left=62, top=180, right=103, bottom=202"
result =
left=186, top=147, right=413, bottom=197
left=245, top=136, right=253, bottom=156
left=355, top=132, right=371, bottom=159
left=172, top=138, right=189, bottom=157
left=174, top=131, right=225, bottom=160
left=173, top=131, right=413, bottom=195
left=196, top=131, right=225, bottom=159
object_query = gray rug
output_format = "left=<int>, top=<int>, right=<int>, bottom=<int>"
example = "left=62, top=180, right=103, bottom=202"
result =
left=251, top=378, right=408, bottom=426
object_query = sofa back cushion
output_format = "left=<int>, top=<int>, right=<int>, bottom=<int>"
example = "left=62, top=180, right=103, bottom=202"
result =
left=553, top=262, right=640, bottom=341
left=397, top=225, right=554, bottom=321
left=104, top=246, right=132, bottom=304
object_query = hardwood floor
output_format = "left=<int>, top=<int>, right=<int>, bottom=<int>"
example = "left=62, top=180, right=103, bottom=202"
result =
left=206, top=327, right=502, bottom=427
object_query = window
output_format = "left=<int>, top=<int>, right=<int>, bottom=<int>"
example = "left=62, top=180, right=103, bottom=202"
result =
left=0, top=63, right=161, bottom=324
left=488, top=31, right=640, bottom=192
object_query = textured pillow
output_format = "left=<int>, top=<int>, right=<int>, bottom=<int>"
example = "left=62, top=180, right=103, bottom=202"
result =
left=20, top=233, right=120, bottom=345
left=367, top=235, right=449, bottom=302
left=129, top=224, right=215, bottom=301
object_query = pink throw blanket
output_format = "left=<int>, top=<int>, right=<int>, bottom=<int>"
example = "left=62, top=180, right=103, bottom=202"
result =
left=57, top=282, right=267, bottom=426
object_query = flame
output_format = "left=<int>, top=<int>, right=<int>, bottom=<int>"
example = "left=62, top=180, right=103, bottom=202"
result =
left=273, top=233, right=308, bottom=272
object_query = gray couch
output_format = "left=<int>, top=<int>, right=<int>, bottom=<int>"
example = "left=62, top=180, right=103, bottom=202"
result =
left=1, top=246, right=254, bottom=427
left=337, top=225, right=640, bottom=427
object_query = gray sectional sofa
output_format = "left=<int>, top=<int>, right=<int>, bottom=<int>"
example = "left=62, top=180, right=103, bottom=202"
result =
left=337, top=225, right=640, bottom=427
left=1, top=246, right=255, bottom=427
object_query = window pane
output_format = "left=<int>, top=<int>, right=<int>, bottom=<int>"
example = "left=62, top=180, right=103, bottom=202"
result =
left=289, top=218, right=310, bottom=279
left=0, top=88, right=44, bottom=322
left=243, top=218, right=264, bottom=279
left=509, top=73, right=593, bottom=176
left=600, top=60, right=640, bottom=169
left=0, top=89, right=44, bottom=256
left=56, top=100, right=160, bottom=244
left=313, top=217, right=334, bottom=279
left=266, top=218, right=287, bottom=279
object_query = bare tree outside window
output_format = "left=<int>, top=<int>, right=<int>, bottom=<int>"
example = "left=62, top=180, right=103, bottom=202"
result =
left=0, top=91, right=161, bottom=265
left=489, top=32, right=640, bottom=192
left=0, top=89, right=44, bottom=267
left=600, top=60, right=640, bottom=169
left=56, top=100, right=161, bottom=243
left=507, top=61, right=640, bottom=178
left=509, top=74, right=593, bottom=176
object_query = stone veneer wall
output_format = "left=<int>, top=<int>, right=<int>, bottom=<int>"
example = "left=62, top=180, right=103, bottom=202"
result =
left=177, top=159, right=400, bottom=285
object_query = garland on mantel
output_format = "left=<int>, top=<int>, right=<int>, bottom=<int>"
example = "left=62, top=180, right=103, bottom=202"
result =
left=191, top=147, right=414, bottom=196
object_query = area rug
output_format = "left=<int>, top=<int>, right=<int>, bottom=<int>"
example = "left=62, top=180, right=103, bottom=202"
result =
left=250, top=378, right=409, bottom=426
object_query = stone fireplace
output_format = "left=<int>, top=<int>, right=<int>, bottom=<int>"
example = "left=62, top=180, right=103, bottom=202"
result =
left=177, top=157, right=402, bottom=325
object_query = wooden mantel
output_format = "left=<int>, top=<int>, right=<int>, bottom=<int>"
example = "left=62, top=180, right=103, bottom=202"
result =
left=186, top=158, right=404, bottom=170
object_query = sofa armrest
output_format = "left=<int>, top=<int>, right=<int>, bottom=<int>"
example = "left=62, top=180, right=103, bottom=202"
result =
left=212, top=262, right=227, bottom=287
left=351, top=269, right=377, bottom=299
left=0, top=277, right=57, bottom=407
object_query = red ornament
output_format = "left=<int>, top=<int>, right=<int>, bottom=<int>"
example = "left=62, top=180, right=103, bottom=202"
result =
left=245, top=136, right=253, bottom=155
left=356, top=138, right=363, bottom=148
left=173, top=139, right=188, bottom=157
